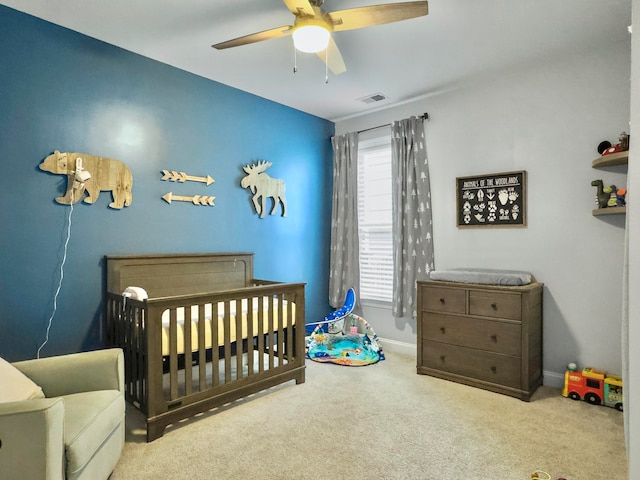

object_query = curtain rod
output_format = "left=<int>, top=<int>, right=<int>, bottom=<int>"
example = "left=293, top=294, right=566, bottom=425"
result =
left=357, top=112, right=429, bottom=135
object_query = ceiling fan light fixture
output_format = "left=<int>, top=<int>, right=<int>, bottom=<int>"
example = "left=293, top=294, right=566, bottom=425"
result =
left=292, top=24, right=330, bottom=53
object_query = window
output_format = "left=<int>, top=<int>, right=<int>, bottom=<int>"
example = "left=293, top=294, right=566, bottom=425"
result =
left=586, top=378, right=601, bottom=389
left=357, top=133, right=393, bottom=302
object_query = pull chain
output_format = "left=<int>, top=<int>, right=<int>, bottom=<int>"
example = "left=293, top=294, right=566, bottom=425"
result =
left=325, top=48, right=329, bottom=84
left=291, top=43, right=330, bottom=83
left=293, top=46, right=297, bottom=74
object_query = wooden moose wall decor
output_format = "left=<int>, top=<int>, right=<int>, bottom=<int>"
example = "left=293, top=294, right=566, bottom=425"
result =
left=241, top=161, right=287, bottom=218
left=39, top=150, right=133, bottom=209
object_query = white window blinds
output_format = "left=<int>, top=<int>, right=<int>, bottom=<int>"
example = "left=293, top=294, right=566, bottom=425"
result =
left=357, top=133, right=393, bottom=303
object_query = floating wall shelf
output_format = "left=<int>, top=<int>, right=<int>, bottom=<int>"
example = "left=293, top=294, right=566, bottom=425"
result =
left=591, top=151, right=628, bottom=217
left=592, top=206, right=626, bottom=216
left=592, top=151, right=629, bottom=168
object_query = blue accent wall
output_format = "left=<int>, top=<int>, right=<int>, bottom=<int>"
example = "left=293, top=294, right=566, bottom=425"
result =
left=0, top=5, right=334, bottom=361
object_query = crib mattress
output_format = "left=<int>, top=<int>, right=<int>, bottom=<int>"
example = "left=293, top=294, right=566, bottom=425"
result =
left=160, top=297, right=294, bottom=356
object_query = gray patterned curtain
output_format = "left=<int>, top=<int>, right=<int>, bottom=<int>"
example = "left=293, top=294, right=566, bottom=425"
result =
left=329, top=133, right=361, bottom=311
left=391, top=116, right=434, bottom=318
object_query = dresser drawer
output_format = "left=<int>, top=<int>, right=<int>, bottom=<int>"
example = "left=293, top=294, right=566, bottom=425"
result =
left=421, top=313, right=521, bottom=356
left=422, top=341, right=520, bottom=389
left=420, top=285, right=466, bottom=314
left=469, top=290, right=521, bottom=320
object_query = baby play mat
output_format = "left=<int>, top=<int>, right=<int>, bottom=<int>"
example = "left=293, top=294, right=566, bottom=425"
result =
left=306, top=314, right=385, bottom=366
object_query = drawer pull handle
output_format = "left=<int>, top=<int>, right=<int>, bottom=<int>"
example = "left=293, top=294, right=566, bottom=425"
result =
left=490, top=366, right=497, bottom=373
left=440, top=355, right=446, bottom=363
left=491, top=303, right=498, bottom=310
left=490, top=334, right=497, bottom=342
left=439, top=298, right=445, bottom=304
left=440, top=327, right=446, bottom=334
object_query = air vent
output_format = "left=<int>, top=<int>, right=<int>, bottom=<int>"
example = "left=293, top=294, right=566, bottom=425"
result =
left=358, top=93, right=388, bottom=104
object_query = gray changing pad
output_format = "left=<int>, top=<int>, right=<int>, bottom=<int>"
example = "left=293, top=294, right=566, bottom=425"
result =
left=428, top=268, right=533, bottom=286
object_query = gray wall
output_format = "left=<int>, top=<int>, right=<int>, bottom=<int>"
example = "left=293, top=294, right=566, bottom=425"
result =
left=335, top=40, right=631, bottom=386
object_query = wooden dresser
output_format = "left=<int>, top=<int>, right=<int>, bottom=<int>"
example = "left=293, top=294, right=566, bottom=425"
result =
left=417, top=280, right=543, bottom=401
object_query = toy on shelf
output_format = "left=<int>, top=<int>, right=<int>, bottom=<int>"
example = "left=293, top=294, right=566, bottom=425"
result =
left=604, top=185, right=618, bottom=207
left=597, top=131, right=630, bottom=156
left=591, top=180, right=627, bottom=209
left=591, top=179, right=612, bottom=209
left=562, top=363, right=623, bottom=411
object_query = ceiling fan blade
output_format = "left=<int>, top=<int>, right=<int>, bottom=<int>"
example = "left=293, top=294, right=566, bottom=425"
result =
left=212, top=25, right=292, bottom=50
left=282, top=0, right=316, bottom=17
left=316, top=36, right=346, bottom=75
left=327, top=1, right=428, bottom=32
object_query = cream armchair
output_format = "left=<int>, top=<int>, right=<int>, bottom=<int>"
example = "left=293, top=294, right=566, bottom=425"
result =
left=0, top=348, right=125, bottom=480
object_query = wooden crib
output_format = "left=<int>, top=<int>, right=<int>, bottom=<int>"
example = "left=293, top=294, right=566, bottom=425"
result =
left=104, top=253, right=306, bottom=442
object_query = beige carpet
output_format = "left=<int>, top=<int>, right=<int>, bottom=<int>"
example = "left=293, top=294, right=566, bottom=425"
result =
left=111, top=351, right=627, bottom=480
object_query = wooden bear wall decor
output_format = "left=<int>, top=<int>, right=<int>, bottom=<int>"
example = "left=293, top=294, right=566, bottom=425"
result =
left=240, top=161, right=287, bottom=218
left=39, top=150, right=133, bottom=209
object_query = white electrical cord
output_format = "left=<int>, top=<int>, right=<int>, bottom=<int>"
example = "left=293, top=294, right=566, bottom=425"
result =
left=37, top=188, right=75, bottom=358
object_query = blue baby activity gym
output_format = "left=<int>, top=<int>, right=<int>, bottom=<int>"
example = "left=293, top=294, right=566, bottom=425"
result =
left=306, top=288, right=385, bottom=366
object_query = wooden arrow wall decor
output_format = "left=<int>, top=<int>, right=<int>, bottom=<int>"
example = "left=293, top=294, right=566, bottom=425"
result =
left=161, top=168, right=216, bottom=207
left=161, top=169, right=214, bottom=186
left=162, top=192, right=215, bottom=206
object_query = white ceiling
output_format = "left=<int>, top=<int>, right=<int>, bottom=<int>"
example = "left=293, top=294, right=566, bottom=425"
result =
left=0, top=0, right=632, bottom=121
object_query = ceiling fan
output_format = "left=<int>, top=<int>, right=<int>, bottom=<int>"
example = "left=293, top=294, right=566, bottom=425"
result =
left=212, top=0, right=429, bottom=75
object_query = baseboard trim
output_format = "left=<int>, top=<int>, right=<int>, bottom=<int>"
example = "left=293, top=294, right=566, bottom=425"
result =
left=543, top=370, right=565, bottom=389
left=379, top=338, right=416, bottom=358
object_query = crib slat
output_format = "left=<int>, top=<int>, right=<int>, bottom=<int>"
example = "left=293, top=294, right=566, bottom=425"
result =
left=286, top=295, right=293, bottom=361
left=115, top=300, right=124, bottom=351
left=277, top=293, right=284, bottom=366
left=246, top=297, right=254, bottom=376
left=211, top=303, right=219, bottom=387
left=126, top=302, right=138, bottom=402
left=265, top=295, right=271, bottom=371
left=223, top=301, right=232, bottom=382
left=198, top=304, right=207, bottom=391
left=257, top=296, right=265, bottom=372
left=105, top=297, right=115, bottom=346
left=145, top=302, right=165, bottom=419
left=125, top=303, right=135, bottom=400
left=183, top=305, right=193, bottom=397
left=234, top=299, right=242, bottom=380
left=169, top=308, right=178, bottom=400
left=137, top=307, right=146, bottom=406
left=265, top=296, right=273, bottom=370
left=272, top=295, right=278, bottom=364
left=116, top=300, right=126, bottom=396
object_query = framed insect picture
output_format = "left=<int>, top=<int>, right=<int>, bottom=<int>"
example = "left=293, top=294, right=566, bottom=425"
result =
left=456, top=170, right=527, bottom=228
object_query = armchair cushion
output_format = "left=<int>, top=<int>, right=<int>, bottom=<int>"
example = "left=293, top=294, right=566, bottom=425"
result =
left=0, top=356, right=44, bottom=402
left=63, top=390, right=124, bottom=478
